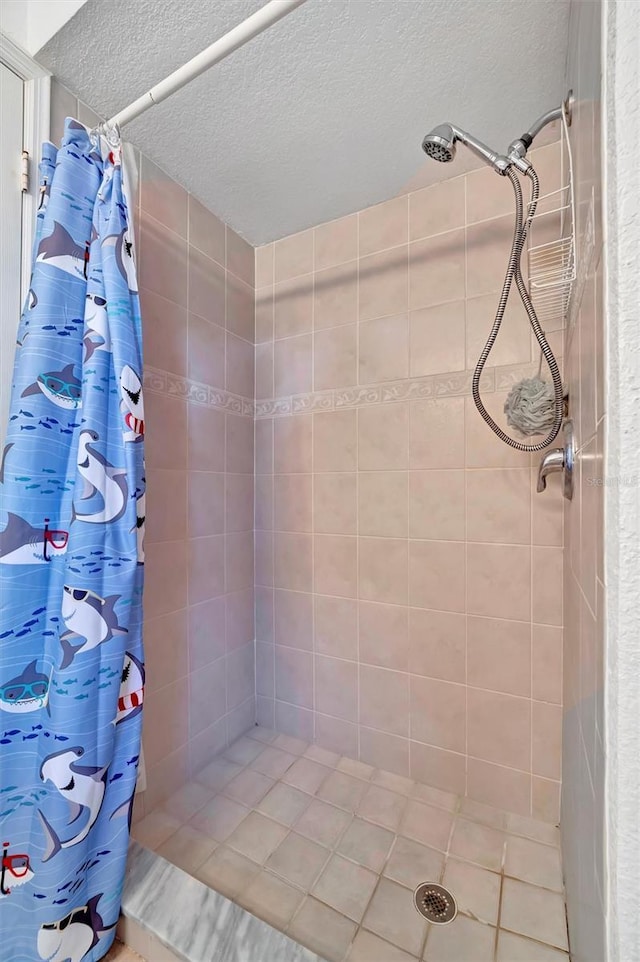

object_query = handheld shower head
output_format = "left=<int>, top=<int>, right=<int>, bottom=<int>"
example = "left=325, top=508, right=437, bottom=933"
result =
left=421, top=124, right=456, bottom=163
left=422, top=122, right=510, bottom=174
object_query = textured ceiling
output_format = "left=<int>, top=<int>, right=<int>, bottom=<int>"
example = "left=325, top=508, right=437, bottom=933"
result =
left=38, top=0, right=570, bottom=245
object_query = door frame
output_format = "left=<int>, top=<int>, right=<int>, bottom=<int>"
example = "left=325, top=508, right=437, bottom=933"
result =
left=0, top=33, right=50, bottom=301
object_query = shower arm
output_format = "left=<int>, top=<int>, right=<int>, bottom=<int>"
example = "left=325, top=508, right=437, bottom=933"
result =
left=507, top=94, right=573, bottom=165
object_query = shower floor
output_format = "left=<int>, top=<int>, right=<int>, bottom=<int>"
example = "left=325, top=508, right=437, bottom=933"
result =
left=132, top=727, right=570, bottom=962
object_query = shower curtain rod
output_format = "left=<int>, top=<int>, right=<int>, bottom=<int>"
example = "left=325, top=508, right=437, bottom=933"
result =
left=105, top=0, right=307, bottom=130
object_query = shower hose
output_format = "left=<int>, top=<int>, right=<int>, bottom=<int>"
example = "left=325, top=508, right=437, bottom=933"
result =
left=471, top=164, right=564, bottom=451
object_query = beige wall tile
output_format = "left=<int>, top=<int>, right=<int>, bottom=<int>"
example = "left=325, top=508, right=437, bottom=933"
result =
left=274, top=229, right=313, bottom=282
left=314, top=324, right=357, bottom=390
left=359, top=537, right=408, bottom=605
left=409, top=469, right=465, bottom=540
left=359, top=601, right=409, bottom=671
left=274, top=334, right=312, bottom=396
left=467, top=616, right=531, bottom=697
left=314, top=261, right=358, bottom=330
left=359, top=471, right=408, bottom=537
left=468, top=688, right=531, bottom=770
left=274, top=415, right=312, bottom=473
left=274, top=276, right=313, bottom=338
left=188, top=194, right=225, bottom=265
left=410, top=301, right=466, bottom=377
left=359, top=246, right=408, bottom=321
left=274, top=474, right=312, bottom=532
left=314, top=409, right=357, bottom=472
left=410, top=676, right=466, bottom=752
left=314, top=214, right=358, bottom=270
left=314, top=534, right=358, bottom=598
left=359, top=196, right=408, bottom=256
left=315, top=655, right=358, bottom=722
left=409, top=230, right=465, bottom=310
left=408, top=608, right=465, bottom=682
left=314, top=473, right=357, bottom=534
left=410, top=177, right=465, bottom=241
left=466, top=468, right=531, bottom=544
left=409, top=540, right=465, bottom=612
left=359, top=313, right=409, bottom=384
left=409, top=397, right=465, bottom=469
left=275, top=589, right=313, bottom=651
left=360, top=665, right=410, bottom=737
left=314, top=595, right=358, bottom=660
left=358, top=403, right=408, bottom=470
left=467, top=543, right=531, bottom=621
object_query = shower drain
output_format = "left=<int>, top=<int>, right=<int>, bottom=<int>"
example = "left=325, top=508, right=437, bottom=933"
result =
left=413, top=883, right=457, bottom=924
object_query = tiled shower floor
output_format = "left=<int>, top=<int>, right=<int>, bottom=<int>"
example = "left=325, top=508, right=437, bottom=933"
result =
left=132, top=727, right=570, bottom=962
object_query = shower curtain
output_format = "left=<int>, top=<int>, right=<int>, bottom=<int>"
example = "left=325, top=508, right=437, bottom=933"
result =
left=0, top=119, right=145, bottom=962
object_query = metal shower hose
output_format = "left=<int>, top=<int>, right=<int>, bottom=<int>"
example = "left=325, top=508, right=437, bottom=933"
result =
left=471, top=165, right=564, bottom=451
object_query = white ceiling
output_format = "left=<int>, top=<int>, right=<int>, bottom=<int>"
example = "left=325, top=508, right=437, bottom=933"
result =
left=38, top=0, right=570, bottom=245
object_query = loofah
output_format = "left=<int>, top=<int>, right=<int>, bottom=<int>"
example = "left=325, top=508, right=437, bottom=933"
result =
left=504, top=377, right=557, bottom=437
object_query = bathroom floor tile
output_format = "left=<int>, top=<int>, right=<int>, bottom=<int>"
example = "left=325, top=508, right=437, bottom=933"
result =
left=238, top=869, right=305, bottom=928
left=225, top=811, right=289, bottom=863
left=423, top=914, right=496, bottom=961
left=196, top=757, right=244, bottom=791
left=383, top=835, right=444, bottom=890
left=401, top=799, right=454, bottom=851
left=312, top=853, right=378, bottom=921
left=195, top=845, right=261, bottom=899
left=496, top=929, right=570, bottom=961
left=357, top=784, right=408, bottom=831
left=362, top=877, right=428, bottom=957
left=347, top=930, right=418, bottom=961
left=257, top=782, right=312, bottom=825
left=500, top=878, right=569, bottom=950
left=188, top=795, right=250, bottom=841
left=504, top=835, right=563, bottom=891
left=449, top=817, right=507, bottom=872
left=132, top=810, right=181, bottom=850
left=156, top=825, right=217, bottom=874
left=442, top=858, right=501, bottom=925
left=294, top=797, right=352, bottom=847
left=282, top=756, right=332, bottom=794
left=317, top=770, right=369, bottom=811
left=249, top=745, right=298, bottom=779
left=288, top=897, right=358, bottom=962
left=266, top=832, right=330, bottom=889
left=223, top=768, right=275, bottom=807
left=141, top=726, right=567, bottom=962
left=336, top=817, right=395, bottom=872
left=162, top=781, right=214, bottom=822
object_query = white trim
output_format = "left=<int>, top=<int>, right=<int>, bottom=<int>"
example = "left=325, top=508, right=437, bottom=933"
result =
left=0, top=32, right=51, bottom=301
left=603, top=3, right=640, bottom=962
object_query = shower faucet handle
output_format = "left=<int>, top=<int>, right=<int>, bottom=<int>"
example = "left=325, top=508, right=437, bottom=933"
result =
left=536, top=420, right=574, bottom=500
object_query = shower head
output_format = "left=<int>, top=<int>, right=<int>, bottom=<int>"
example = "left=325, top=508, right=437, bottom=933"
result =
left=422, top=122, right=511, bottom=174
left=421, top=124, right=456, bottom=163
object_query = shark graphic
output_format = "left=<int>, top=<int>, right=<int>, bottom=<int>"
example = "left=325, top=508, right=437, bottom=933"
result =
left=60, top=586, right=127, bottom=669
left=0, top=443, right=13, bottom=484
left=37, top=894, right=116, bottom=962
left=119, top=366, right=144, bottom=442
left=73, top=430, right=128, bottom=525
left=132, top=490, right=145, bottom=564
left=0, top=513, right=68, bottom=565
left=0, top=660, right=51, bottom=715
left=21, top=363, right=81, bottom=410
left=115, top=652, right=144, bottom=726
left=103, top=227, right=137, bottom=292
left=36, top=222, right=89, bottom=279
left=37, top=748, right=108, bottom=861
left=83, top=293, right=110, bottom=361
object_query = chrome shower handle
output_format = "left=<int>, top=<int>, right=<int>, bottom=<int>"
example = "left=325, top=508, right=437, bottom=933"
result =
left=536, top=420, right=574, bottom=499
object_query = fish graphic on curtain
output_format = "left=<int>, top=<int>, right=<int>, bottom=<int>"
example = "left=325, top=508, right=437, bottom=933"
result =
left=0, top=119, right=145, bottom=962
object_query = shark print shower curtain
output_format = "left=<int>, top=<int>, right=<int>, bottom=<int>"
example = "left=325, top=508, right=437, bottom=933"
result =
left=0, top=119, right=145, bottom=962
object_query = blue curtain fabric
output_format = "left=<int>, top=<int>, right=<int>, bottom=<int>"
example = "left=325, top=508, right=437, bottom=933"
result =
left=0, top=120, right=145, bottom=962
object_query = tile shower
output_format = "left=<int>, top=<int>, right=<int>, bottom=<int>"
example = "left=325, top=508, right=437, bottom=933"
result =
left=49, top=2, right=606, bottom=954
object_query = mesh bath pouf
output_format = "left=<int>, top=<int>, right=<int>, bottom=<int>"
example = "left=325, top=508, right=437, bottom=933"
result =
left=504, top=376, right=557, bottom=437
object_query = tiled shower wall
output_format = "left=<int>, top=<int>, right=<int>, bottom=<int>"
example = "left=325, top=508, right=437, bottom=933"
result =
left=51, top=82, right=256, bottom=813
left=253, top=142, right=566, bottom=822
left=562, top=2, right=606, bottom=960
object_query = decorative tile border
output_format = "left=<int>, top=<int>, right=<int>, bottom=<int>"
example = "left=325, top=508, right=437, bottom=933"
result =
left=143, top=367, right=254, bottom=417
left=254, top=364, right=551, bottom=419
left=143, top=360, right=555, bottom=421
